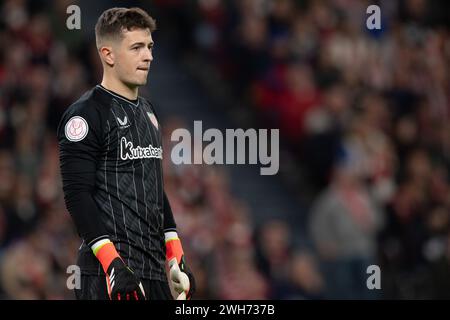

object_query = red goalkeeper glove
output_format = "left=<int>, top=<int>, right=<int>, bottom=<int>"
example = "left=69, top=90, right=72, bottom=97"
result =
left=92, top=239, right=146, bottom=300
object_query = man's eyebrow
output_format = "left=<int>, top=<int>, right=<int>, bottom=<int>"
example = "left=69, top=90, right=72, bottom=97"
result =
left=130, top=41, right=154, bottom=47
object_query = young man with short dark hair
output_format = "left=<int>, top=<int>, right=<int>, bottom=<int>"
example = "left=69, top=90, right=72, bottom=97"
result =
left=58, top=7, right=195, bottom=300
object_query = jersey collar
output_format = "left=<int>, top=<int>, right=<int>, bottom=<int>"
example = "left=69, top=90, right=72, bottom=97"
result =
left=96, top=85, right=140, bottom=107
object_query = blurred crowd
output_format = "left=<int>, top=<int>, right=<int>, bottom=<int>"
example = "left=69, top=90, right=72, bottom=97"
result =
left=0, top=0, right=449, bottom=300
left=158, top=0, right=450, bottom=299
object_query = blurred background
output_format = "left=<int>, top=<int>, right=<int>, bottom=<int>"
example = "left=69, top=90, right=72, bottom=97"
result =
left=0, top=0, right=449, bottom=299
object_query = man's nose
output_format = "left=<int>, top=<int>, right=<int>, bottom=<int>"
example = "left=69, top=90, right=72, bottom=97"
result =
left=143, top=48, right=153, bottom=62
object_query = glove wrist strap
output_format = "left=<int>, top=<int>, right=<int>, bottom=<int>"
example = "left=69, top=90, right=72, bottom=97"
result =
left=91, top=239, right=120, bottom=274
left=165, top=231, right=184, bottom=264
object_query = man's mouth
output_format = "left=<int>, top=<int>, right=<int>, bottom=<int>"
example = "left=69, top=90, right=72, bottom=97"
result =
left=137, top=67, right=149, bottom=71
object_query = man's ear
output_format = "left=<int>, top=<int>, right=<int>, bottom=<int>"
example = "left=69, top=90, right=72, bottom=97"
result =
left=99, top=46, right=114, bottom=66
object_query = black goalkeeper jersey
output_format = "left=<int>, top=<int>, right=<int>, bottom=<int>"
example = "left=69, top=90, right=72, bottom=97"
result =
left=58, top=85, right=169, bottom=281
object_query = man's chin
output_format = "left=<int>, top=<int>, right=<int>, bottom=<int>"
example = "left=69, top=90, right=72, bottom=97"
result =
left=127, top=79, right=147, bottom=87
left=137, top=77, right=148, bottom=86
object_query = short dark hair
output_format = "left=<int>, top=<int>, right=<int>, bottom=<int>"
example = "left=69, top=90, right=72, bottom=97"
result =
left=95, top=7, right=156, bottom=48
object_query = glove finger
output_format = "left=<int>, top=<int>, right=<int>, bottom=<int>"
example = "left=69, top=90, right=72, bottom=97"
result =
left=110, top=292, right=119, bottom=300
left=174, top=271, right=190, bottom=292
left=170, top=268, right=180, bottom=282
left=170, top=268, right=183, bottom=292
left=138, top=282, right=146, bottom=299
left=105, top=276, right=112, bottom=300
left=172, top=282, right=185, bottom=293
left=176, top=291, right=186, bottom=300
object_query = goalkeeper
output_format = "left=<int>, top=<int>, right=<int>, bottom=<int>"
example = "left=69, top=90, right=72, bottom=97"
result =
left=57, top=7, right=195, bottom=300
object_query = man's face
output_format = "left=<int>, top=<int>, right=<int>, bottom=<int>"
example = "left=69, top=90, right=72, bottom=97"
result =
left=112, top=28, right=154, bottom=88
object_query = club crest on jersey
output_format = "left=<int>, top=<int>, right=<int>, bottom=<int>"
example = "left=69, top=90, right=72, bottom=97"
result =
left=120, top=137, right=163, bottom=160
left=147, top=112, right=159, bottom=130
left=65, top=116, right=88, bottom=142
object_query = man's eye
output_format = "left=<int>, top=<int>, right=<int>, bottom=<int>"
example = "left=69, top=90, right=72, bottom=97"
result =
left=132, top=47, right=139, bottom=51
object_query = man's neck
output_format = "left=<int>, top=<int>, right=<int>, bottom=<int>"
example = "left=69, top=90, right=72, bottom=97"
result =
left=101, top=77, right=139, bottom=100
